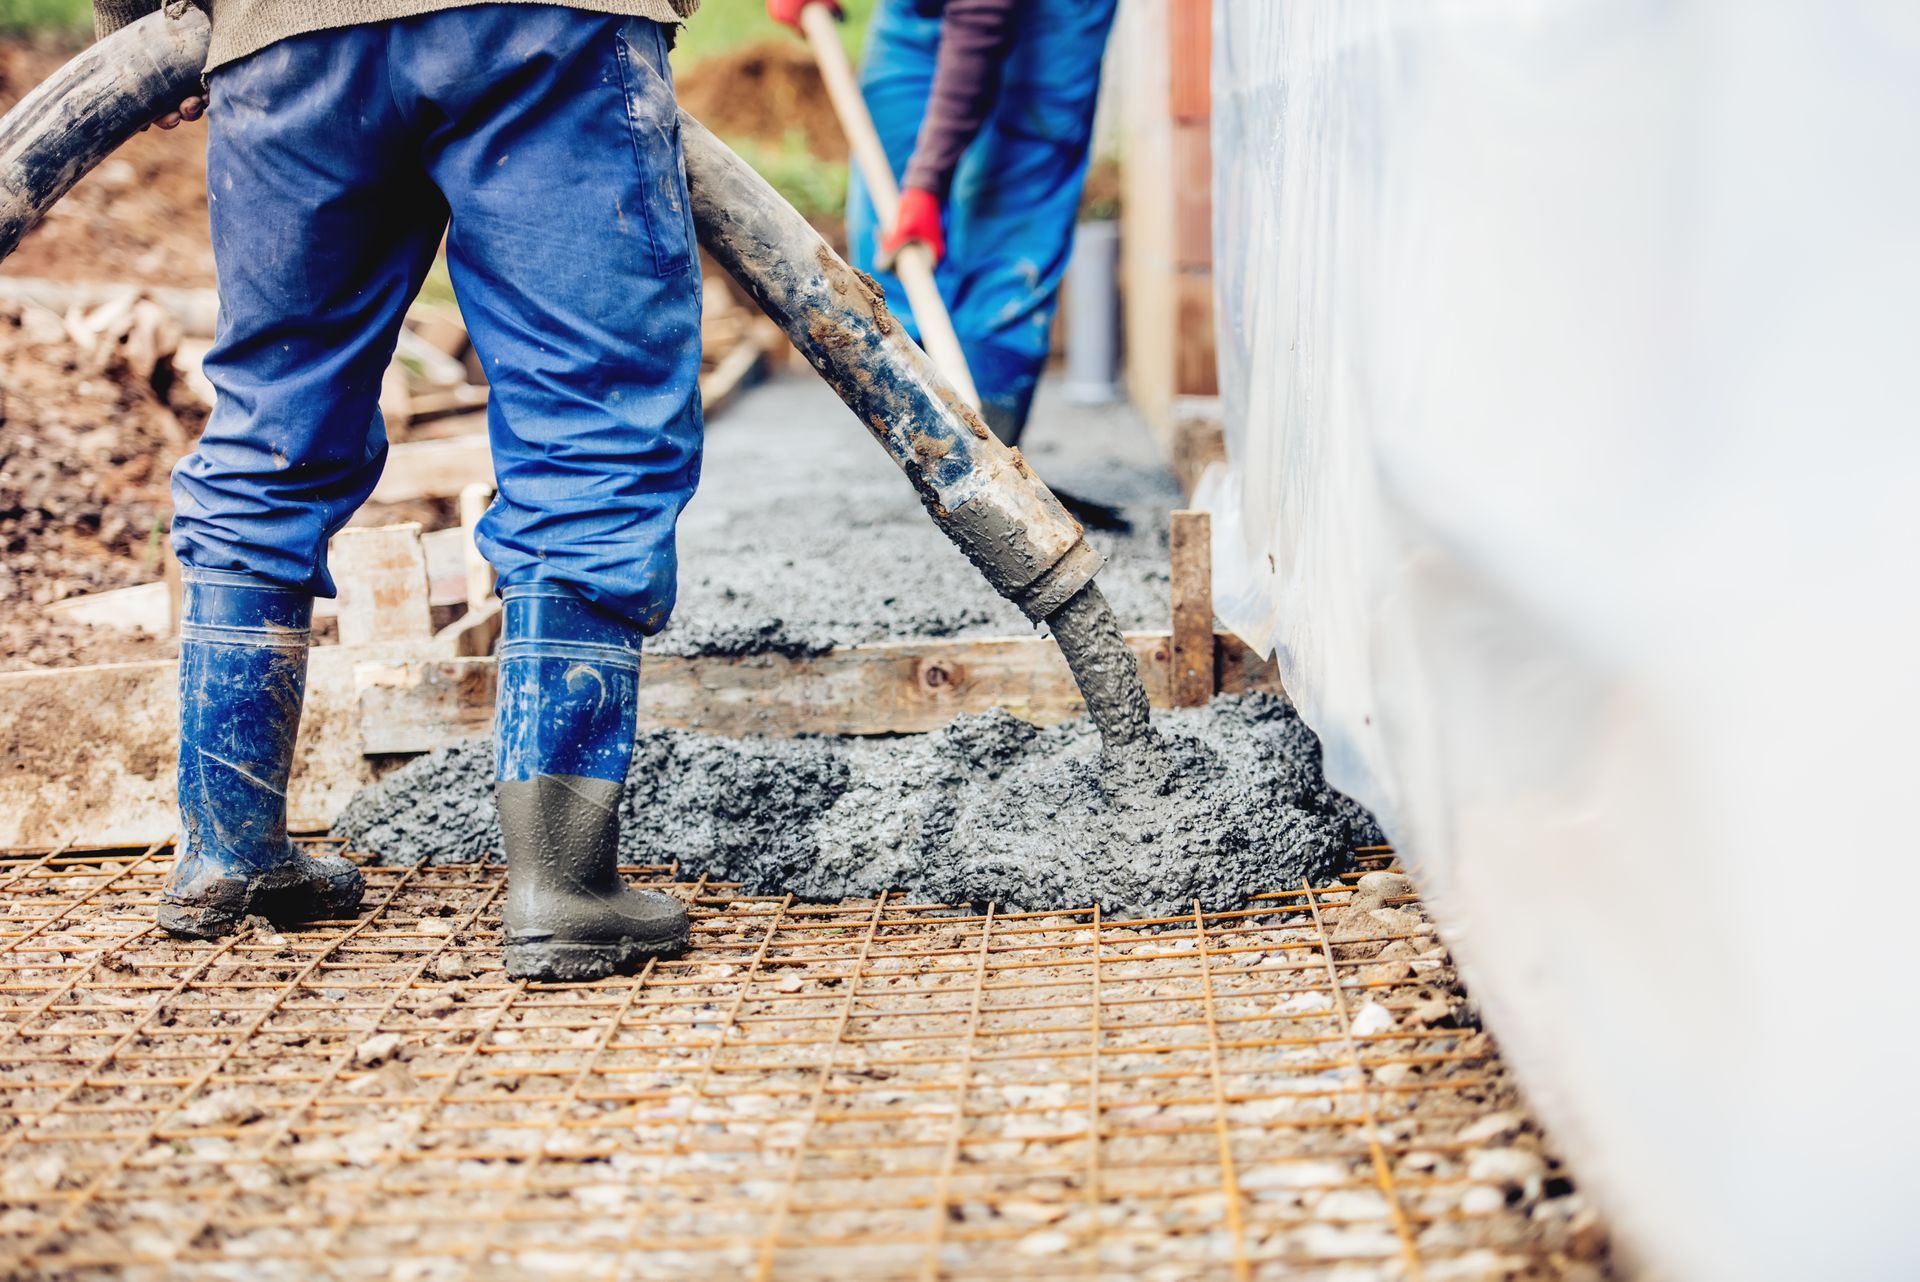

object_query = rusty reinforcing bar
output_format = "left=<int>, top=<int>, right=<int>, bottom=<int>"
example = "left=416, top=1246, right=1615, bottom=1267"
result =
left=0, top=843, right=1611, bottom=1280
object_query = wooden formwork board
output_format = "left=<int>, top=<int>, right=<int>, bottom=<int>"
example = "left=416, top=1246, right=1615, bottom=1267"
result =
left=0, top=630, right=1282, bottom=850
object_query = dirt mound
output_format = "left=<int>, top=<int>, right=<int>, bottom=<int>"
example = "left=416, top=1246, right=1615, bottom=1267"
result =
left=677, top=40, right=847, bottom=162
left=0, top=35, right=215, bottom=287
left=0, top=299, right=202, bottom=670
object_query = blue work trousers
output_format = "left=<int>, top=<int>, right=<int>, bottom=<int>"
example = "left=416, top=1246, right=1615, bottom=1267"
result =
left=848, top=0, right=1119, bottom=435
left=172, top=5, right=704, bottom=632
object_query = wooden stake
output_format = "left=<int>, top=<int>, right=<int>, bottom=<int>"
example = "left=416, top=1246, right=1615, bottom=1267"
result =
left=457, top=482, right=496, bottom=613
left=331, top=524, right=432, bottom=646
left=1169, top=509, right=1214, bottom=706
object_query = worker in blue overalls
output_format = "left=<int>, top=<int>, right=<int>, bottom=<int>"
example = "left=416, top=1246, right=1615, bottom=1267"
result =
left=113, top=0, right=704, bottom=981
left=771, top=0, right=1120, bottom=449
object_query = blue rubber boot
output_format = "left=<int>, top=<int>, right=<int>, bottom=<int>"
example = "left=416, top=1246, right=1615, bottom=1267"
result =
left=160, top=571, right=365, bottom=938
left=494, top=585, right=689, bottom=982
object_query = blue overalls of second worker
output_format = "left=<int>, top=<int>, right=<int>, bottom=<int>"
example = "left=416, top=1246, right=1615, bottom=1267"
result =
left=846, top=0, right=1120, bottom=441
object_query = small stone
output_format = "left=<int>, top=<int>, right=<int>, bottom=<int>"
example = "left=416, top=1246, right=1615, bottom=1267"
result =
left=772, top=974, right=804, bottom=994
left=1372, top=1062, right=1413, bottom=1087
left=179, top=1089, right=264, bottom=1130
left=1240, top=1161, right=1349, bottom=1190
left=1568, top=1208, right=1609, bottom=1261
left=1349, top=1001, right=1396, bottom=1037
left=1408, top=998, right=1454, bottom=1026
left=998, top=1199, right=1068, bottom=1224
left=1360, top=961, right=1412, bottom=987
left=1458, top=1111, right=1524, bottom=1146
left=353, top=1033, right=404, bottom=1067
left=416, top=919, right=453, bottom=937
left=1357, top=871, right=1413, bottom=900
left=1467, top=1147, right=1546, bottom=1193
left=1402, top=1150, right=1441, bottom=1171
left=1459, top=1185, right=1507, bottom=1216
left=1274, top=990, right=1333, bottom=1016
left=95, top=158, right=137, bottom=189
left=1314, top=1189, right=1389, bottom=1221
left=427, top=953, right=471, bottom=981
left=1015, top=1229, right=1073, bottom=1256
left=1, top=1154, right=66, bottom=1197
left=1367, top=907, right=1420, bottom=935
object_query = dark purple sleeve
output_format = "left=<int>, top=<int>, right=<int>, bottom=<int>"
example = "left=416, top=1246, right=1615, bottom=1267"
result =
left=900, top=0, right=1021, bottom=199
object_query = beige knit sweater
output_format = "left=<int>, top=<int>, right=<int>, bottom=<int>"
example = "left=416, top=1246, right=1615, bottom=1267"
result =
left=96, top=0, right=698, bottom=74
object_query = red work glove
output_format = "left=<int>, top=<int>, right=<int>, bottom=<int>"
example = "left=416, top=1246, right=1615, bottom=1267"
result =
left=768, top=0, right=842, bottom=32
left=883, top=187, right=945, bottom=267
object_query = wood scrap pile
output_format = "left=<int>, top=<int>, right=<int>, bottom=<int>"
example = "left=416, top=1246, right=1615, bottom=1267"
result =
left=0, top=272, right=784, bottom=671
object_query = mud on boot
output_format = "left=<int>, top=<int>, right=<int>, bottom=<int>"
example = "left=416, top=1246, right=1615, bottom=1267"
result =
left=494, top=585, right=689, bottom=983
left=161, top=570, right=365, bottom=940
left=160, top=850, right=365, bottom=939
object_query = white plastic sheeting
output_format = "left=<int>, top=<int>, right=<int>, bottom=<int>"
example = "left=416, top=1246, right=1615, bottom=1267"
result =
left=1203, top=3, right=1920, bottom=1278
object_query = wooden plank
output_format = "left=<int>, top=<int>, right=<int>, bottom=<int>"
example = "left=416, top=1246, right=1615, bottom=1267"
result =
left=355, top=628, right=1285, bottom=754
left=1175, top=269, right=1219, bottom=397
left=698, top=334, right=767, bottom=419
left=419, top=525, right=470, bottom=607
left=368, top=435, right=492, bottom=504
left=458, top=482, right=496, bottom=611
left=1169, top=0, right=1212, bottom=123
left=332, top=525, right=432, bottom=646
left=1172, top=121, right=1212, bottom=271
left=1169, top=511, right=1214, bottom=706
left=406, top=383, right=489, bottom=421
left=0, top=636, right=464, bottom=849
left=1171, top=395, right=1227, bottom=498
left=42, top=581, right=171, bottom=634
left=0, top=277, right=220, bottom=335
left=437, top=598, right=502, bottom=659
left=0, top=628, right=1285, bottom=847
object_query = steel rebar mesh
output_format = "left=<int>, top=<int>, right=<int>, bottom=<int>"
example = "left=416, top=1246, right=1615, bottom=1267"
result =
left=0, top=841, right=1610, bottom=1280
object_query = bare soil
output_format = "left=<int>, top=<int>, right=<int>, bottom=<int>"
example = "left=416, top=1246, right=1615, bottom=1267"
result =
left=0, top=301, right=197, bottom=672
left=676, top=39, right=849, bottom=165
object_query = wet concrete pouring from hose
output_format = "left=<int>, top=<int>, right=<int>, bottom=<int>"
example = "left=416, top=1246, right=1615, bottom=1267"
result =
left=335, top=379, right=1383, bottom=914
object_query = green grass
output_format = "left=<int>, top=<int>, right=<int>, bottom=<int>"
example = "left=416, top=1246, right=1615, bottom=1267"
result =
left=673, top=0, right=873, bottom=68
left=0, top=0, right=90, bottom=33
left=0, top=0, right=874, bottom=55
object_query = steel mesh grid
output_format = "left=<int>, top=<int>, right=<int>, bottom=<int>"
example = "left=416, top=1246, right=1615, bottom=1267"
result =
left=0, top=841, right=1612, bottom=1281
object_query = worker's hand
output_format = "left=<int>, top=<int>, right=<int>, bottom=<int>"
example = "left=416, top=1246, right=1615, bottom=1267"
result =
left=141, top=95, right=205, bottom=132
left=767, top=0, right=841, bottom=32
left=883, top=187, right=945, bottom=267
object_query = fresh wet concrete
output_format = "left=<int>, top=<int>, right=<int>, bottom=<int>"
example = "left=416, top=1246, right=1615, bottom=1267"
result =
left=335, top=374, right=1382, bottom=912
left=334, top=693, right=1381, bottom=918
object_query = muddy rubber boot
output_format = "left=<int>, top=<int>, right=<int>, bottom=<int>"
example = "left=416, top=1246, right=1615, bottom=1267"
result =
left=495, top=584, right=689, bottom=982
left=160, top=570, right=364, bottom=939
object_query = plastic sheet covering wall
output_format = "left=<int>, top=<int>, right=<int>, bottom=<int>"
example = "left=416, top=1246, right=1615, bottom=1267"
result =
left=1201, top=2, right=1920, bottom=1277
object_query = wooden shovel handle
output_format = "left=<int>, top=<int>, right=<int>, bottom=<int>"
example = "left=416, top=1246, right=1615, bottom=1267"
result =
left=799, top=1, right=982, bottom=410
